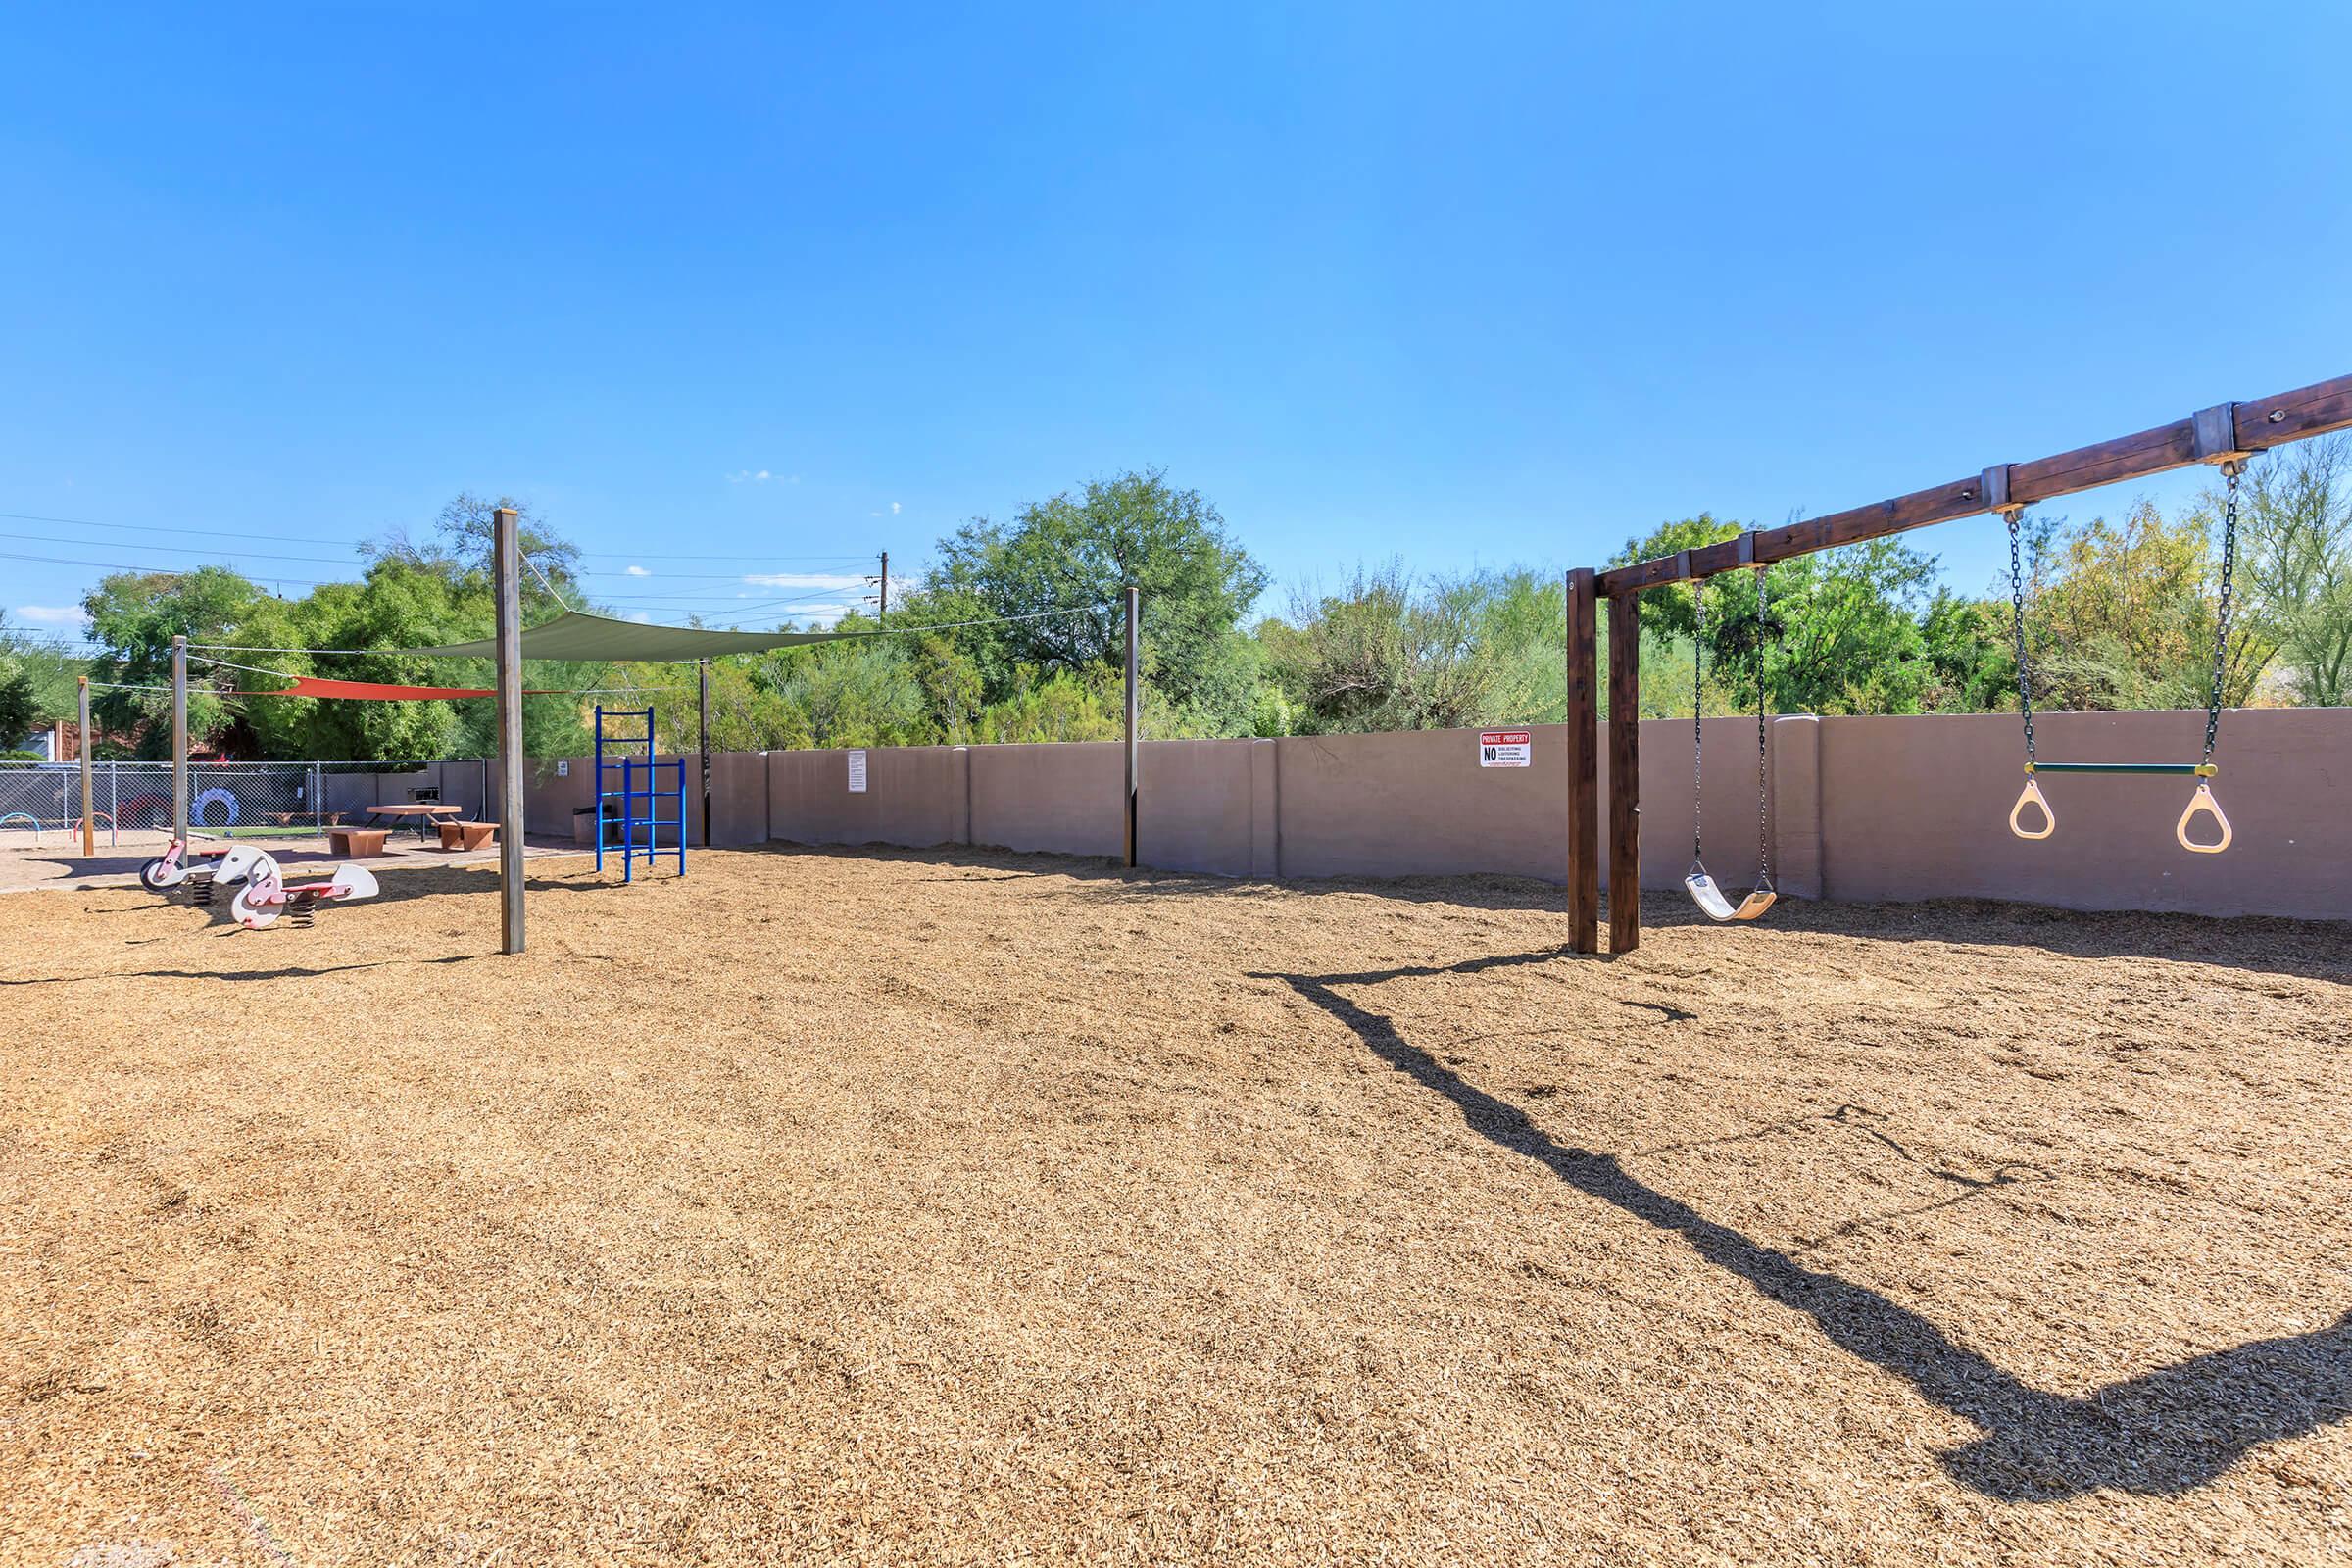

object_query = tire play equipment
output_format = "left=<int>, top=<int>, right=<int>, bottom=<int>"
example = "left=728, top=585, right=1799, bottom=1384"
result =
left=191, top=787, right=239, bottom=828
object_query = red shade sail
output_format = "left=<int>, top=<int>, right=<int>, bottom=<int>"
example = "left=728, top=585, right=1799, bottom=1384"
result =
left=235, top=676, right=590, bottom=700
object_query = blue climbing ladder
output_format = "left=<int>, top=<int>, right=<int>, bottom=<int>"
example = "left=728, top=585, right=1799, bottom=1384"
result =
left=594, top=706, right=687, bottom=881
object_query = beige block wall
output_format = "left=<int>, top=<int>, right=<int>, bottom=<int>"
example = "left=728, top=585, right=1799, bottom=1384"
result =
left=970, top=742, right=1124, bottom=858
left=531, top=707, right=2352, bottom=920
left=768, top=746, right=968, bottom=849
left=1817, top=709, right=2352, bottom=918
left=1273, top=727, right=1573, bottom=881
left=1135, top=739, right=1273, bottom=878
left=521, top=752, right=770, bottom=847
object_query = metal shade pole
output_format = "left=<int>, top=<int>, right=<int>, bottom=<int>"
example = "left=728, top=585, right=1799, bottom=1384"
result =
left=1123, top=585, right=1139, bottom=868
left=493, top=506, right=527, bottom=954
left=77, top=675, right=94, bottom=855
left=172, top=635, right=188, bottom=845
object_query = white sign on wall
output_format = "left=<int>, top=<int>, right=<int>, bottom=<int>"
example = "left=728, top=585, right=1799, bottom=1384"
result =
left=555, top=760, right=569, bottom=777
left=1479, top=730, right=1532, bottom=767
left=847, top=749, right=868, bottom=793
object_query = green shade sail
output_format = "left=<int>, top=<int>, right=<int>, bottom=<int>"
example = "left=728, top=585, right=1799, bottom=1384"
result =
left=410, top=609, right=851, bottom=662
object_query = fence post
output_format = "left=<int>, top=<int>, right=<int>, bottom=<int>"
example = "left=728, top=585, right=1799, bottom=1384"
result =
left=78, top=676, right=95, bottom=855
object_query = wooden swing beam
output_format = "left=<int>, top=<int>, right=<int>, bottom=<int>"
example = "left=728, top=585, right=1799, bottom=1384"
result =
left=1566, top=370, right=2352, bottom=956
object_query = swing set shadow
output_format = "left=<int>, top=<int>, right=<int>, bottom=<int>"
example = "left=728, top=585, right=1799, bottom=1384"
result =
left=1249, top=954, right=2352, bottom=1501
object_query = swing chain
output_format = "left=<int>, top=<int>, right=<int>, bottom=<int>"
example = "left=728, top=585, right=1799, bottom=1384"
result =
left=1691, top=580, right=1704, bottom=862
left=1755, top=565, right=1770, bottom=886
left=2006, top=508, right=2034, bottom=767
left=2202, top=460, right=2242, bottom=766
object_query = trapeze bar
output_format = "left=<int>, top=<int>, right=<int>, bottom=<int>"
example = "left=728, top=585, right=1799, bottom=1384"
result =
left=2028, top=762, right=2213, bottom=776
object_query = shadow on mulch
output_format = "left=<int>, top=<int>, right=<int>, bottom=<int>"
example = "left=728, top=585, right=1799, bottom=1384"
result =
left=1252, top=950, right=2352, bottom=1502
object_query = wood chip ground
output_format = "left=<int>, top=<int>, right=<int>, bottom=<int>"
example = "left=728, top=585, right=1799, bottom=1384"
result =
left=2, top=846, right=2346, bottom=1565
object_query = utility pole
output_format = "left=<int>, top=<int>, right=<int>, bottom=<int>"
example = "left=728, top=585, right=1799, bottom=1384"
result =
left=493, top=505, right=526, bottom=955
left=877, top=550, right=889, bottom=622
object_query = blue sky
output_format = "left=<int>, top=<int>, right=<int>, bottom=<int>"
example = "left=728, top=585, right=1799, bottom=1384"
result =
left=5, top=3, right=2349, bottom=641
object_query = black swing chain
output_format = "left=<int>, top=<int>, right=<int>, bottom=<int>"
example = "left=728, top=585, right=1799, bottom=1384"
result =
left=1694, top=568, right=1774, bottom=881
left=2202, top=460, right=2242, bottom=767
left=1691, top=580, right=1704, bottom=863
left=1754, top=565, right=1771, bottom=888
left=2006, top=509, right=2034, bottom=768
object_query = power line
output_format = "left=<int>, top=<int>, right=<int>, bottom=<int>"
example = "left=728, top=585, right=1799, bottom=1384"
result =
left=0, top=510, right=368, bottom=549
left=0, top=548, right=329, bottom=588
left=0, top=528, right=360, bottom=566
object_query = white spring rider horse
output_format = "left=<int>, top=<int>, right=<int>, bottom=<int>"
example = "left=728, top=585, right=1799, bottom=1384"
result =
left=211, top=843, right=380, bottom=929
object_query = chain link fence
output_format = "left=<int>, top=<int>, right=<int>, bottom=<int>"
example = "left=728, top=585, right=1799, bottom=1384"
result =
left=0, top=760, right=494, bottom=845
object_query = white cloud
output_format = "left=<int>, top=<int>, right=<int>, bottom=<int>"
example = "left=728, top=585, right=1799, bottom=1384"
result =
left=627, top=611, right=653, bottom=624
left=625, top=564, right=650, bottom=577
left=890, top=501, right=902, bottom=515
left=740, top=572, right=866, bottom=590
left=726, top=468, right=777, bottom=484
left=13, top=605, right=87, bottom=626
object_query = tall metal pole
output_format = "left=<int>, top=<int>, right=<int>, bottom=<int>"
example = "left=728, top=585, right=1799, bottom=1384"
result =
left=493, top=505, right=527, bottom=955
left=1123, top=584, right=1139, bottom=868
left=171, top=634, right=188, bottom=845
left=698, top=656, right=712, bottom=849
left=877, top=550, right=889, bottom=622
left=77, top=675, right=94, bottom=856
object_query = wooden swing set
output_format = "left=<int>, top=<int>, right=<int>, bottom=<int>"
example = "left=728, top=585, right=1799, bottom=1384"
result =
left=1561, top=371, right=2352, bottom=956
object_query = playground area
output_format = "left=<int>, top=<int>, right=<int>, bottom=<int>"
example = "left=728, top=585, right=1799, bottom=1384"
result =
left=4, top=844, right=2345, bottom=1564
left=0, top=826, right=574, bottom=894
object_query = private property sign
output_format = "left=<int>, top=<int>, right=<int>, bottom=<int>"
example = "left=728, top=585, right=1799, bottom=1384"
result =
left=1479, top=730, right=1532, bottom=767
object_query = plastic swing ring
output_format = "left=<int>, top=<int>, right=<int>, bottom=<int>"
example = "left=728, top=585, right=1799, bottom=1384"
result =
left=2177, top=778, right=2232, bottom=855
left=2007, top=770, right=2055, bottom=841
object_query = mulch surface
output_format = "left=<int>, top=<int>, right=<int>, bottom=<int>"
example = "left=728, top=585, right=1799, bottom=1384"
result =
left=2, top=845, right=2347, bottom=1566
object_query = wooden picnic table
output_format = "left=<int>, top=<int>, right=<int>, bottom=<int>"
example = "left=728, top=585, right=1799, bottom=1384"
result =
left=364, top=802, right=465, bottom=842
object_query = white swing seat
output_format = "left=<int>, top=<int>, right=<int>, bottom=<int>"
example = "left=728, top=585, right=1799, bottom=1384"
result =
left=1685, top=867, right=1777, bottom=923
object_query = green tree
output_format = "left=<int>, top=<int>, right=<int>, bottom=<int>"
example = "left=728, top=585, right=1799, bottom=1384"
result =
left=1918, top=590, right=2012, bottom=712
left=2226, top=435, right=2352, bottom=707
left=366, top=492, right=585, bottom=617
left=1258, top=564, right=1570, bottom=733
left=2013, top=499, right=2265, bottom=712
left=931, top=469, right=1267, bottom=732
left=0, top=657, right=38, bottom=741
left=0, top=618, right=82, bottom=739
left=82, top=566, right=269, bottom=758
left=1608, top=519, right=1954, bottom=714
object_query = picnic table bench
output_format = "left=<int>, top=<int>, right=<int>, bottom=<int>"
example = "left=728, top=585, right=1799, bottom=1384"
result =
left=327, top=827, right=390, bottom=858
left=436, top=820, right=498, bottom=851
